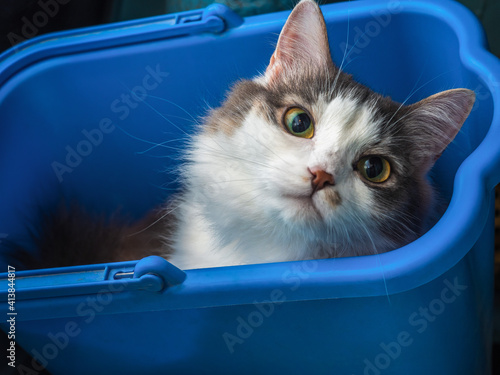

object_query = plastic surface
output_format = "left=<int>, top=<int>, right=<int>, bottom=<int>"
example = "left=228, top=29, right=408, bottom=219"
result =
left=2, top=256, right=185, bottom=303
left=0, top=1, right=498, bottom=374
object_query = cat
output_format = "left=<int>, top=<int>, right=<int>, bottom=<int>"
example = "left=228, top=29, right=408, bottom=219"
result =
left=23, top=0, right=475, bottom=270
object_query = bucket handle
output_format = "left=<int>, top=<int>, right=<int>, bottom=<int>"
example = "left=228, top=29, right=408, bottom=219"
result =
left=0, top=256, right=186, bottom=301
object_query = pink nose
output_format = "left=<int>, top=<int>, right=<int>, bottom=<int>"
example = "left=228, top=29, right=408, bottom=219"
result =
left=309, top=168, right=335, bottom=191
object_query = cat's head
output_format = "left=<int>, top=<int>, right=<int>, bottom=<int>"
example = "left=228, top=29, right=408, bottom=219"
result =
left=189, top=0, right=475, bottom=260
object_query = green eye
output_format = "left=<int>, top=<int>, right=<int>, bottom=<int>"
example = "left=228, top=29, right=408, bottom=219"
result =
left=283, top=107, right=314, bottom=138
left=357, top=156, right=391, bottom=183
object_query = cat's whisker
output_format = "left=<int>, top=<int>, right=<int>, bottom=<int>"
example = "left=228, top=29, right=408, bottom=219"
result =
left=354, top=213, right=378, bottom=254
left=157, top=114, right=200, bottom=124
left=333, top=6, right=361, bottom=94
left=387, top=68, right=459, bottom=129
left=231, top=188, right=269, bottom=207
left=142, top=99, right=192, bottom=137
left=118, top=84, right=196, bottom=138
left=188, top=117, right=263, bottom=163
left=386, top=66, right=428, bottom=127
left=333, top=220, right=350, bottom=257
left=125, top=203, right=182, bottom=238
left=139, top=153, right=183, bottom=159
left=183, top=178, right=272, bottom=194
left=194, top=146, right=291, bottom=175
left=152, top=185, right=181, bottom=192
left=385, top=108, right=417, bottom=130
left=136, top=138, right=189, bottom=155
left=337, top=55, right=362, bottom=72
left=145, top=94, right=201, bottom=124
left=349, top=210, right=392, bottom=305
left=337, top=196, right=419, bottom=244
left=341, top=209, right=392, bottom=310
left=112, top=123, right=189, bottom=152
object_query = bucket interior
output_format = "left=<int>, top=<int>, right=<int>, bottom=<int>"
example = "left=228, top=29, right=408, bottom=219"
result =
left=0, top=5, right=494, bottom=267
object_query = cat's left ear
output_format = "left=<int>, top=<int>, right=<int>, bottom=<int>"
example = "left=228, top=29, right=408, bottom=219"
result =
left=405, top=88, right=475, bottom=170
left=265, top=0, right=333, bottom=84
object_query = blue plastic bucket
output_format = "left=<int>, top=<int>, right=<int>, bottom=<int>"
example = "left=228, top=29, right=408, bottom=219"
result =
left=0, top=1, right=499, bottom=374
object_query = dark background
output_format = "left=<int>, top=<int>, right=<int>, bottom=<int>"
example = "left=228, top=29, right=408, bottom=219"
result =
left=1, top=0, right=498, bottom=57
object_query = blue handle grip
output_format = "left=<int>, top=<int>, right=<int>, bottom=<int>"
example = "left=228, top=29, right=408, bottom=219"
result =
left=0, top=256, right=186, bottom=301
left=0, top=4, right=243, bottom=89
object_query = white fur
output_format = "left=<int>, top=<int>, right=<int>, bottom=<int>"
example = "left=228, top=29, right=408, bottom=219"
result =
left=168, top=94, right=390, bottom=269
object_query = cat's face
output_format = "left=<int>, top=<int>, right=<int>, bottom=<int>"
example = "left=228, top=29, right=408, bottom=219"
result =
left=186, top=0, right=475, bottom=260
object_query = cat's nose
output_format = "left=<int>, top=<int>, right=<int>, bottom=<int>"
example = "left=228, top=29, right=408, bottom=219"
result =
left=309, top=167, right=335, bottom=192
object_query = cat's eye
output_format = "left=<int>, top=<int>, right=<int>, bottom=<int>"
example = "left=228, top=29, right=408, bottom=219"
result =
left=357, top=156, right=391, bottom=183
left=283, top=107, right=314, bottom=138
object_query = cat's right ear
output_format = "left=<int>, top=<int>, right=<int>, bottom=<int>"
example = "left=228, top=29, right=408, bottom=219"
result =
left=264, top=0, right=333, bottom=84
left=405, top=88, right=475, bottom=172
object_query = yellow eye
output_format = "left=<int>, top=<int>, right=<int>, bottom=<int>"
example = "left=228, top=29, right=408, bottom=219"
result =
left=357, top=156, right=391, bottom=183
left=283, top=107, right=314, bottom=138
